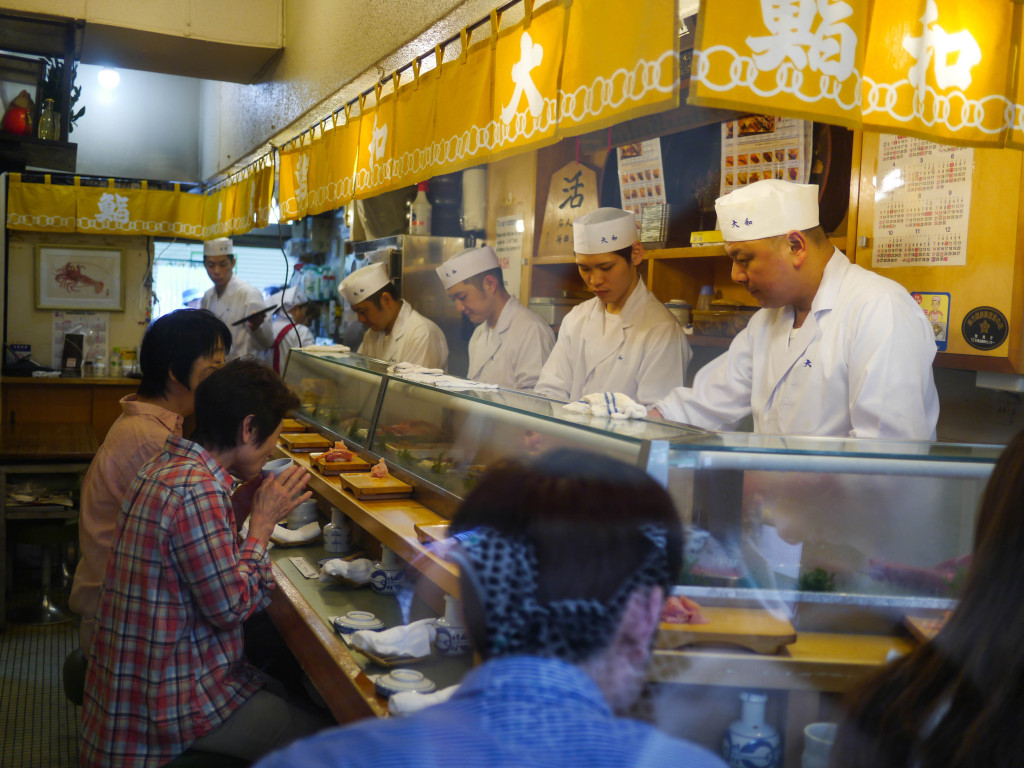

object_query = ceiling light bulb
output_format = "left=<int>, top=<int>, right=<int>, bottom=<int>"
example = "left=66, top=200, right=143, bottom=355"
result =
left=97, top=69, right=120, bottom=89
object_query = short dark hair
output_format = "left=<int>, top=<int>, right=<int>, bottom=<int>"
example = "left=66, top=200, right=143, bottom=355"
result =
left=137, top=309, right=232, bottom=398
left=464, top=268, right=506, bottom=293
left=366, top=282, right=398, bottom=309
left=449, top=449, right=682, bottom=659
left=191, top=359, right=299, bottom=451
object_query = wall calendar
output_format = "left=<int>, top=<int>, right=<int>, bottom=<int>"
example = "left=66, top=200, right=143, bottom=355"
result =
left=872, top=135, right=973, bottom=268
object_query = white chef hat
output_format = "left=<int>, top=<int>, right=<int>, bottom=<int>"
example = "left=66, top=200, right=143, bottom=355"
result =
left=573, top=208, right=637, bottom=255
left=203, top=237, right=234, bottom=258
left=435, top=245, right=501, bottom=290
left=340, top=262, right=390, bottom=306
left=270, top=286, right=308, bottom=311
left=715, top=180, right=819, bottom=242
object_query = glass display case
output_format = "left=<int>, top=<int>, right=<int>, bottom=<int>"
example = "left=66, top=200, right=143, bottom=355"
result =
left=282, top=348, right=1003, bottom=626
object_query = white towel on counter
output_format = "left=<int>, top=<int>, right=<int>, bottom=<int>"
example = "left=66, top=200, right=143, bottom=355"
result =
left=301, top=344, right=352, bottom=355
left=563, top=392, right=647, bottom=420
left=433, top=375, right=499, bottom=390
left=348, top=617, right=436, bottom=658
left=319, top=557, right=374, bottom=584
left=270, top=521, right=321, bottom=545
left=388, top=684, right=461, bottom=716
left=387, top=362, right=444, bottom=376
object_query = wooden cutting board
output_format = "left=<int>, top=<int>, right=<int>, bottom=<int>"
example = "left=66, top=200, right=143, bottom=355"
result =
left=280, top=433, right=332, bottom=452
left=339, top=472, right=413, bottom=499
left=656, top=607, right=797, bottom=655
left=282, top=418, right=309, bottom=432
left=312, top=453, right=372, bottom=475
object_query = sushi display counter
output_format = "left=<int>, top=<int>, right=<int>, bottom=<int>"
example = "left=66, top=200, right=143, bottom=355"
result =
left=267, top=348, right=1003, bottom=764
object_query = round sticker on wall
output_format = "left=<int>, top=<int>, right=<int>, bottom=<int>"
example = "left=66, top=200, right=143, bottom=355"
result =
left=962, top=306, right=1008, bottom=351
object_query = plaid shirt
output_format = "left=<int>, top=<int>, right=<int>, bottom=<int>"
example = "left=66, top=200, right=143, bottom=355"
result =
left=80, top=434, right=274, bottom=768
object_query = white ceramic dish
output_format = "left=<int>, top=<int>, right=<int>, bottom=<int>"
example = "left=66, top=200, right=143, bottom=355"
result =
left=332, top=610, right=384, bottom=634
left=374, top=669, right=436, bottom=698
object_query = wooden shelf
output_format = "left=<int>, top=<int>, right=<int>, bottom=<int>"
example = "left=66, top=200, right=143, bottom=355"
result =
left=0, top=133, right=77, bottom=173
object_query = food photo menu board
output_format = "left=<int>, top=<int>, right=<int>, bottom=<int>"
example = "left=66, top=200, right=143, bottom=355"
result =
left=617, top=139, right=667, bottom=224
left=872, top=136, right=973, bottom=268
left=720, top=115, right=811, bottom=195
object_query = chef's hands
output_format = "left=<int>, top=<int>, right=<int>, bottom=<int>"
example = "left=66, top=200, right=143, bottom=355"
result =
left=247, top=465, right=312, bottom=544
left=246, top=311, right=268, bottom=331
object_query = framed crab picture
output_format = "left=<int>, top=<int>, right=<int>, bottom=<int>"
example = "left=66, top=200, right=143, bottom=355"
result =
left=35, top=245, right=125, bottom=311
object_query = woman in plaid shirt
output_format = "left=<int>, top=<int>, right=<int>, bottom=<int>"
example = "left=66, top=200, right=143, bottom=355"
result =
left=80, top=359, right=329, bottom=767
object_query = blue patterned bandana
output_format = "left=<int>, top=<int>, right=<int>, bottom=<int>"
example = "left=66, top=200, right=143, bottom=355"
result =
left=450, top=524, right=669, bottom=662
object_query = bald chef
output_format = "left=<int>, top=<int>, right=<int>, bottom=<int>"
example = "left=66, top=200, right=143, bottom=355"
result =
left=436, top=245, right=554, bottom=389
left=339, top=261, right=448, bottom=370
left=534, top=208, right=690, bottom=406
left=200, top=237, right=274, bottom=360
left=652, top=179, right=939, bottom=440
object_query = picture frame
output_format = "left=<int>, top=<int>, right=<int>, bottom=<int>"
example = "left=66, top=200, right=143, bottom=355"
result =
left=35, top=245, right=125, bottom=311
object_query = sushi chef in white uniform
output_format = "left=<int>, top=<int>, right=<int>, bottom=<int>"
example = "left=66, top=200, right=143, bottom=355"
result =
left=652, top=179, right=939, bottom=440
left=339, top=261, right=448, bottom=370
left=200, top=237, right=274, bottom=361
left=436, top=245, right=554, bottom=390
left=534, top=208, right=690, bottom=406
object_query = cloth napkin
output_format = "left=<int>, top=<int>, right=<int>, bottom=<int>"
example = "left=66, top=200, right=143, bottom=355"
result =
left=388, top=684, right=460, bottom=716
left=348, top=618, right=436, bottom=658
left=387, top=362, right=444, bottom=375
left=302, top=344, right=352, bottom=355
left=270, top=521, right=321, bottom=545
left=433, top=375, right=499, bottom=390
left=563, top=392, right=647, bottom=420
left=319, top=557, right=374, bottom=584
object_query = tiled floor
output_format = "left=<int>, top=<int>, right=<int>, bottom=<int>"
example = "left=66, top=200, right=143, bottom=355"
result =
left=0, top=620, right=80, bottom=768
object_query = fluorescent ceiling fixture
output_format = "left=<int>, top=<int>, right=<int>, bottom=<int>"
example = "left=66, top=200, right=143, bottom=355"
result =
left=97, top=68, right=120, bottom=89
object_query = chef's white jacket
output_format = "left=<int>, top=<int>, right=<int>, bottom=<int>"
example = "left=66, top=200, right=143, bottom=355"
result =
left=534, top=279, right=691, bottom=406
left=358, top=300, right=449, bottom=370
left=655, top=249, right=940, bottom=440
left=468, top=299, right=555, bottom=390
left=260, top=317, right=315, bottom=374
left=200, top=276, right=274, bottom=361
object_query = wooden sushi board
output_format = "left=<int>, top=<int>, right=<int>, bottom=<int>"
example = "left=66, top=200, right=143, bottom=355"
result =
left=339, top=472, right=413, bottom=499
left=312, top=453, right=372, bottom=475
left=280, top=433, right=332, bottom=452
left=656, top=607, right=797, bottom=655
left=414, top=522, right=450, bottom=544
left=281, top=418, right=309, bottom=432
left=903, top=613, right=949, bottom=644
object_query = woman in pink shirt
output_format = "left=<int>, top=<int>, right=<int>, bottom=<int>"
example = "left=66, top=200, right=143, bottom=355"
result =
left=70, top=309, right=230, bottom=656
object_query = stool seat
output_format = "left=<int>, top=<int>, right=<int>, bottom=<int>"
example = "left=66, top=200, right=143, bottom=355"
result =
left=62, top=648, right=87, bottom=706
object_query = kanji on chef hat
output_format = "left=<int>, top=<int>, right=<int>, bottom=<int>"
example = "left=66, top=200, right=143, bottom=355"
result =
left=435, top=245, right=500, bottom=290
left=203, top=237, right=234, bottom=258
left=715, top=179, right=819, bottom=242
left=340, top=262, right=390, bottom=307
left=573, top=207, right=637, bottom=255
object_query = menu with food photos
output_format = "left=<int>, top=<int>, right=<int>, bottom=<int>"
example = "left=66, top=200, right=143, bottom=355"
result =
left=872, top=136, right=973, bottom=268
left=617, top=139, right=667, bottom=226
left=720, top=115, right=811, bottom=195
left=51, top=311, right=109, bottom=370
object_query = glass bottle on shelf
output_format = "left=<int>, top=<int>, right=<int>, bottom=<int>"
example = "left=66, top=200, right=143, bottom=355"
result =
left=410, top=181, right=432, bottom=235
left=37, top=99, right=56, bottom=140
left=109, top=347, right=123, bottom=378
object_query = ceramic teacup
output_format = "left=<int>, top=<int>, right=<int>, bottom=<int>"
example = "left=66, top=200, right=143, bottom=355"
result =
left=374, top=669, right=436, bottom=698
left=801, top=722, right=837, bottom=768
left=287, top=498, right=319, bottom=529
left=263, top=457, right=293, bottom=477
left=332, top=611, right=384, bottom=635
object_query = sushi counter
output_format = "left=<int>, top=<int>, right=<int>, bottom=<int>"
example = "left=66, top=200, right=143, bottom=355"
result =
left=264, top=349, right=1002, bottom=765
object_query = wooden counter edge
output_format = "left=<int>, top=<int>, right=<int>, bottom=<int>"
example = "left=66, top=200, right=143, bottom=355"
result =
left=266, top=560, right=389, bottom=723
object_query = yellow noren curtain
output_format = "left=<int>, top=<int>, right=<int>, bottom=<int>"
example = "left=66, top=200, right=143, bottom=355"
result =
left=355, top=88, right=398, bottom=199
left=278, top=140, right=312, bottom=222
left=77, top=180, right=149, bottom=235
left=690, top=0, right=1024, bottom=149
left=7, top=173, right=76, bottom=232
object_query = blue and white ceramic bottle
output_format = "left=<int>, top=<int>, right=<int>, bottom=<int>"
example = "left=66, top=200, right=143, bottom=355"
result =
left=370, top=544, right=405, bottom=595
left=434, top=594, right=470, bottom=656
left=722, top=691, right=781, bottom=768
